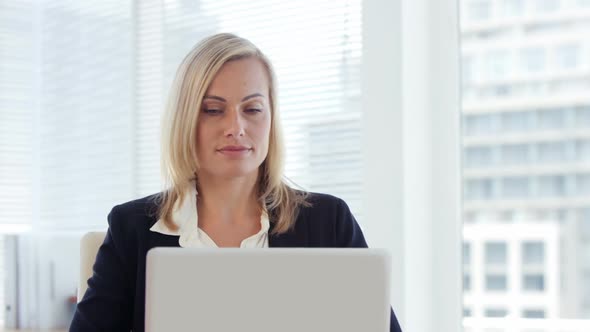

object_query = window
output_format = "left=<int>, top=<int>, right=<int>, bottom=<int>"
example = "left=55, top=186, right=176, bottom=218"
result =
left=464, top=274, right=472, bottom=291
left=578, top=174, right=590, bottom=196
left=467, top=0, right=492, bottom=20
left=485, top=50, right=511, bottom=79
left=464, top=114, right=497, bottom=136
left=533, top=0, right=560, bottom=12
left=500, top=209, right=515, bottom=221
left=485, top=308, right=508, bottom=317
left=523, top=242, right=545, bottom=264
left=520, top=47, right=546, bottom=73
left=464, top=242, right=472, bottom=265
left=465, top=147, right=494, bottom=168
left=534, top=209, right=557, bottom=221
left=555, top=44, right=580, bottom=70
left=463, top=308, right=472, bottom=317
left=462, top=55, right=475, bottom=84
left=501, top=0, right=524, bottom=16
left=575, top=107, right=590, bottom=128
left=537, top=175, right=566, bottom=197
left=576, top=140, right=590, bottom=161
left=522, top=309, right=546, bottom=318
left=500, top=144, right=529, bottom=165
left=501, top=176, right=530, bottom=198
left=538, top=109, right=565, bottom=130
left=491, top=84, right=512, bottom=96
left=523, top=274, right=545, bottom=291
left=501, top=111, right=531, bottom=132
left=523, top=81, right=547, bottom=95
left=486, top=242, right=507, bottom=264
left=465, top=179, right=494, bottom=200
left=537, top=142, right=565, bottom=163
left=486, top=275, right=508, bottom=291
left=577, top=211, right=590, bottom=244
left=463, top=250, right=472, bottom=288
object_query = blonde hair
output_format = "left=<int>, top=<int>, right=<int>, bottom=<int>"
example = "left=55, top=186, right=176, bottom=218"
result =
left=156, top=33, right=308, bottom=235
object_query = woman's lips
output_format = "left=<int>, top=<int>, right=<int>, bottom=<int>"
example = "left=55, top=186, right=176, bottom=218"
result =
left=217, top=146, right=252, bottom=157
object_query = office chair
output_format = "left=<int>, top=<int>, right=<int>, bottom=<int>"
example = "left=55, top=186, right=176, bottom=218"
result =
left=78, top=231, right=106, bottom=302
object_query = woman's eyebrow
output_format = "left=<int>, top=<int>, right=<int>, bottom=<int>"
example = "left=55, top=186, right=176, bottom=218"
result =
left=203, top=95, right=226, bottom=102
left=203, top=93, right=265, bottom=102
left=241, top=93, right=264, bottom=102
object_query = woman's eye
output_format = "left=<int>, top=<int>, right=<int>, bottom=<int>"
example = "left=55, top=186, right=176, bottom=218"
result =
left=203, top=109, right=222, bottom=114
left=245, top=108, right=262, bottom=113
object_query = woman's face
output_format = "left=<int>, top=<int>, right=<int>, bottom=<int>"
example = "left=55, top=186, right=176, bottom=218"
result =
left=196, top=57, right=272, bottom=180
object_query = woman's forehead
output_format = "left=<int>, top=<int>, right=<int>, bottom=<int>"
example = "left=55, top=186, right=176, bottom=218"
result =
left=205, top=58, right=270, bottom=100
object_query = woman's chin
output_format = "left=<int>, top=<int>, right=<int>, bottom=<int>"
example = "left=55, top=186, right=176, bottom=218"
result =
left=204, top=165, right=259, bottom=180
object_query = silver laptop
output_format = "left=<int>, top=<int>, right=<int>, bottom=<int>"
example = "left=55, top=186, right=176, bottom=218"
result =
left=145, top=248, right=391, bottom=332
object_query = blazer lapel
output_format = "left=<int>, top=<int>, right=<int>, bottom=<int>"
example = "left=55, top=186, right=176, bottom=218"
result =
left=148, top=232, right=181, bottom=249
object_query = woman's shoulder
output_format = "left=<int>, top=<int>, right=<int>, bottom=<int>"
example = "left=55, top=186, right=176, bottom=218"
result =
left=295, top=191, right=355, bottom=226
left=111, top=192, right=161, bottom=213
left=107, top=192, right=162, bottom=233
left=299, top=191, right=350, bottom=212
left=293, top=191, right=366, bottom=247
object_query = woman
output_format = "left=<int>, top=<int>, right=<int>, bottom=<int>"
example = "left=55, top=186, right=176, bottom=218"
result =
left=70, top=33, right=402, bottom=332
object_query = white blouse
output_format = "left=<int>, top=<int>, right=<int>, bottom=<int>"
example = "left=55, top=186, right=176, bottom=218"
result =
left=149, top=183, right=269, bottom=248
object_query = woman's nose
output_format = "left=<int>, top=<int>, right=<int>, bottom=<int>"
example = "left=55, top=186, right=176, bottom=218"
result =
left=223, top=109, right=245, bottom=137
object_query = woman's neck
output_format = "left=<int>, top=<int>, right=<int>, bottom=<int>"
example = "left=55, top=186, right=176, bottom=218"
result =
left=196, top=172, right=261, bottom=226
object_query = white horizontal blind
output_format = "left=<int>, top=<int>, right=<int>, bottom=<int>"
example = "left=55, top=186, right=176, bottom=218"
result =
left=137, top=0, right=365, bottom=218
left=0, top=0, right=34, bottom=232
left=135, top=0, right=164, bottom=196
left=2, top=0, right=365, bottom=230
left=0, top=1, right=36, bottom=327
left=36, top=0, right=135, bottom=230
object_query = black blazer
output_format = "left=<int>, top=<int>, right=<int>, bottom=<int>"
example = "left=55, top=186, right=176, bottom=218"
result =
left=70, top=192, right=403, bottom=332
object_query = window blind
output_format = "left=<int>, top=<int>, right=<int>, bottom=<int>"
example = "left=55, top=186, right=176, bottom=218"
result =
left=0, top=0, right=34, bottom=231
left=36, top=1, right=135, bottom=230
left=1, top=1, right=36, bottom=326
left=1, top=0, right=365, bottom=228
left=135, top=0, right=164, bottom=196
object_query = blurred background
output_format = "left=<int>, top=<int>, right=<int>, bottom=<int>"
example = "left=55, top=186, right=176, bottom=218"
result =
left=460, top=0, right=590, bottom=331
left=0, top=0, right=589, bottom=331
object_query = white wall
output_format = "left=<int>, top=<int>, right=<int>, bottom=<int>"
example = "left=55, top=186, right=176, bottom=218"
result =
left=363, top=0, right=462, bottom=331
